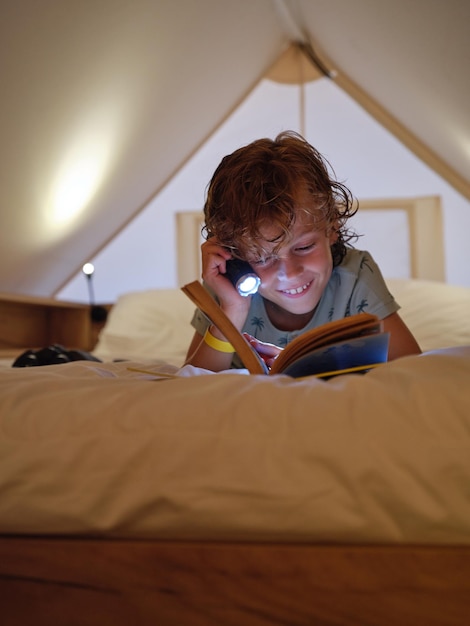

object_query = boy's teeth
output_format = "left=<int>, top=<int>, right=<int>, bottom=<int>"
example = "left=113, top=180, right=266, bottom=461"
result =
left=284, top=282, right=309, bottom=295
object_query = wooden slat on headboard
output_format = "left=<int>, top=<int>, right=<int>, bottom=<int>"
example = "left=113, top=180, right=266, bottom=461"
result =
left=357, top=195, right=445, bottom=281
left=176, top=210, right=205, bottom=285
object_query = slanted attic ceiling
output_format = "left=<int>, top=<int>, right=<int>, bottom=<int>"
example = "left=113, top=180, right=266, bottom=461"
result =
left=0, top=0, right=469, bottom=297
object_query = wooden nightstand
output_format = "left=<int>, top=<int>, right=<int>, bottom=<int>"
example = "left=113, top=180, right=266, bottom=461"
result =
left=0, top=292, right=110, bottom=360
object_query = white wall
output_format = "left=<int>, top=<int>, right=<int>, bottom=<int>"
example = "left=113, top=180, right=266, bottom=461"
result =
left=58, top=77, right=470, bottom=303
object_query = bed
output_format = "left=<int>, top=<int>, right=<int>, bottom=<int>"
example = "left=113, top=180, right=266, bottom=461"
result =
left=1, top=199, right=470, bottom=624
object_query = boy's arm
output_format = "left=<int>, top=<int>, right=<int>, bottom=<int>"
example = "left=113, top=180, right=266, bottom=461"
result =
left=382, top=312, right=422, bottom=360
left=185, top=326, right=236, bottom=371
left=185, top=238, right=252, bottom=371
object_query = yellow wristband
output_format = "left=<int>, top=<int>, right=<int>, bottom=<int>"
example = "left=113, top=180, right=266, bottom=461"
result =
left=203, top=328, right=235, bottom=353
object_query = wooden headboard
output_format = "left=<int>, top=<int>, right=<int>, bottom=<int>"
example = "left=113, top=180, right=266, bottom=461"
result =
left=176, top=195, right=445, bottom=285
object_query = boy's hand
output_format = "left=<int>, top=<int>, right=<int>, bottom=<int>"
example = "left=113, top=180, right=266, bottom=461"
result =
left=201, top=239, right=251, bottom=325
left=243, top=333, right=282, bottom=370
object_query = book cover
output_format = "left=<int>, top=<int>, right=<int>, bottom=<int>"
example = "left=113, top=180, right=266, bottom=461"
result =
left=280, top=332, right=390, bottom=379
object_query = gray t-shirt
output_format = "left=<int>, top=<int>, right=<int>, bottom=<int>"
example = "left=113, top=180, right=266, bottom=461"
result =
left=191, top=248, right=399, bottom=368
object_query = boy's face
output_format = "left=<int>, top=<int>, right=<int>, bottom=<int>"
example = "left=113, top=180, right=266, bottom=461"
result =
left=246, top=203, right=336, bottom=318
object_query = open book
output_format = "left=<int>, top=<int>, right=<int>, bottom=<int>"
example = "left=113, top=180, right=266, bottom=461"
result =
left=181, top=280, right=390, bottom=378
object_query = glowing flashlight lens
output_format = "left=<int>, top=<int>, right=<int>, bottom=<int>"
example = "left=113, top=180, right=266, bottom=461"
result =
left=225, top=259, right=261, bottom=297
left=237, top=274, right=260, bottom=296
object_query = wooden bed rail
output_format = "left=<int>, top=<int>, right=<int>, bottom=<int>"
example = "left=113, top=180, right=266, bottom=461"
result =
left=1, top=537, right=469, bottom=625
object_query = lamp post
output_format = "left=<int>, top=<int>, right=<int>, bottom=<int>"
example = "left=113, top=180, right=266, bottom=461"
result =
left=82, top=263, right=107, bottom=322
left=82, top=262, right=95, bottom=305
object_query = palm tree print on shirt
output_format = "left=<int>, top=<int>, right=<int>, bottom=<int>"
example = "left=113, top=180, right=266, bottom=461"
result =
left=356, top=299, right=368, bottom=313
left=250, top=316, right=265, bottom=338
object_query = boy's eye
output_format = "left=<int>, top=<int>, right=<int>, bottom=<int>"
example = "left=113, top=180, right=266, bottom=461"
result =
left=296, top=242, right=315, bottom=253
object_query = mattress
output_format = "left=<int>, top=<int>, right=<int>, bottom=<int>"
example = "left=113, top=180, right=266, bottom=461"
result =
left=1, top=346, right=469, bottom=544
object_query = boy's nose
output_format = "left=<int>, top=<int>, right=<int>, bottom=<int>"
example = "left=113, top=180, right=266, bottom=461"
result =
left=278, top=255, right=302, bottom=280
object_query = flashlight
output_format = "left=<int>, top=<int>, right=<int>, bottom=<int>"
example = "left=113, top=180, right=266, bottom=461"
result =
left=225, top=259, right=261, bottom=297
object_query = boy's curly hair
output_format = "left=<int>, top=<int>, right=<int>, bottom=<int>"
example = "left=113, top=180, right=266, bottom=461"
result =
left=203, top=131, right=358, bottom=267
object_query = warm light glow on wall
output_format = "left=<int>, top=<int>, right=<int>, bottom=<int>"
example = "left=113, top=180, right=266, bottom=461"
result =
left=51, top=158, right=100, bottom=223
left=46, top=103, right=124, bottom=234
left=48, top=137, right=111, bottom=227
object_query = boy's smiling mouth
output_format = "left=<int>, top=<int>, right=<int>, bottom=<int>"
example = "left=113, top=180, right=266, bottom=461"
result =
left=280, top=281, right=312, bottom=296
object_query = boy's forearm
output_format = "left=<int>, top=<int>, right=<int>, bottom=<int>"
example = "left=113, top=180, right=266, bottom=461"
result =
left=185, top=326, right=235, bottom=372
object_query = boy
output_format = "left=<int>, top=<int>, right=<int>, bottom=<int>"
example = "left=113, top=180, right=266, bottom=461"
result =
left=185, top=131, right=421, bottom=371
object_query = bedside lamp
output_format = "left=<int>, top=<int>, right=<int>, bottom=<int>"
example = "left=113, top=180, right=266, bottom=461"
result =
left=82, top=263, right=108, bottom=322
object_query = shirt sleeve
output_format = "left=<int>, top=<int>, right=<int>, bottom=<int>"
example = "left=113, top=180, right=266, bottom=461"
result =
left=190, top=282, right=220, bottom=336
left=348, top=251, right=400, bottom=319
left=190, top=306, right=211, bottom=336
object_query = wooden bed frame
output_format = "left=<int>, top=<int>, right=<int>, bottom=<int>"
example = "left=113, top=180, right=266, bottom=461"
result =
left=1, top=537, right=470, bottom=624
